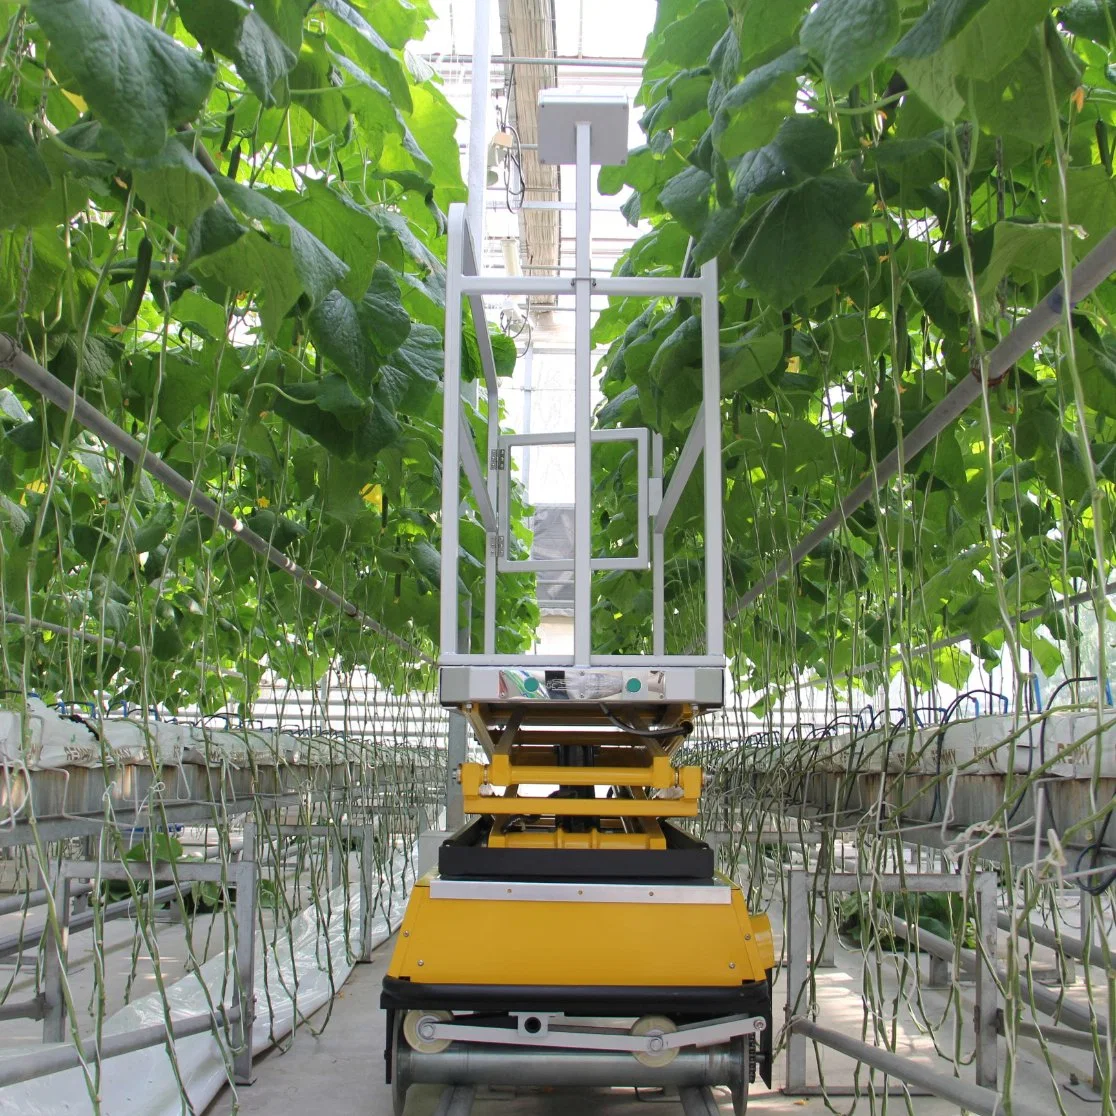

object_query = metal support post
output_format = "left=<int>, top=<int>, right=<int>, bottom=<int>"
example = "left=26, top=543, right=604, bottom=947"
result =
left=445, top=616, right=471, bottom=832
left=927, top=953, right=951, bottom=988
left=1079, top=886, right=1114, bottom=1099
left=788, top=871, right=999, bottom=1097
left=815, top=834, right=835, bottom=968
left=439, top=216, right=465, bottom=654
left=975, top=874, right=998, bottom=1090
left=784, top=868, right=809, bottom=1092
left=699, top=260, right=723, bottom=657
left=573, top=119, right=592, bottom=666
left=465, top=0, right=491, bottom=257
left=651, top=432, right=665, bottom=656
left=446, top=713, right=467, bottom=832
left=41, top=870, right=70, bottom=1043
left=234, top=827, right=258, bottom=1085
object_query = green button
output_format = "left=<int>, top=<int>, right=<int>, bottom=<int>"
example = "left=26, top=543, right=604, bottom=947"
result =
left=524, top=676, right=541, bottom=692
left=625, top=677, right=642, bottom=693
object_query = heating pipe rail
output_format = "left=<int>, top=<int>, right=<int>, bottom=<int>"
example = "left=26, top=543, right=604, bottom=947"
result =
left=0, top=1005, right=240, bottom=1088
left=788, top=1017, right=1045, bottom=1116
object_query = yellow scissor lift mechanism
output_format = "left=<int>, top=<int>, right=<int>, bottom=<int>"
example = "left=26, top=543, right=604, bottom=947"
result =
left=382, top=92, right=774, bottom=1114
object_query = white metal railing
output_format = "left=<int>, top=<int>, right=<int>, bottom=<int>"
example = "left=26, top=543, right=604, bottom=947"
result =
left=439, top=100, right=724, bottom=669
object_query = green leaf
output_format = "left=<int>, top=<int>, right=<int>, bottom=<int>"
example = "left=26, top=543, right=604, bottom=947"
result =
left=281, top=178, right=381, bottom=294
left=659, top=165, right=714, bottom=235
left=890, top=0, right=992, bottom=58
left=721, top=330, right=783, bottom=391
left=289, top=36, right=350, bottom=135
left=800, top=0, right=901, bottom=93
left=30, top=0, right=215, bottom=157
left=732, top=173, right=872, bottom=307
left=896, top=0, right=1049, bottom=122
left=320, top=0, right=412, bottom=112
left=649, top=315, right=702, bottom=385
left=713, top=47, right=807, bottom=159
left=170, top=290, right=228, bottom=340
left=376, top=325, right=442, bottom=420
left=177, top=0, right=297, bottom=105
left=691, top=204, right=745, bottom=267
left=489, top=330, right=517, bottom=377
left=308, top=262, right=410, bottom=392
left=131, top=136, right=218, bottom=226
left=733, top=115, right=838, bottom=204
left=730, top=0, right=811, bottom=65
left=1066, top=164, right=1116, bottom=244
left=966, top=20, right=1081, bottom=146
left=0, top=102, right=53, bottom=228
left=646, top=0, right=729, bottom=71
left=327, top=47, right=403, bottom=142
left=938, top=220, right=1065, bottom=299
left=187, top=177, right=347, bottom=332
left=273, top=374, right=402, bottom=460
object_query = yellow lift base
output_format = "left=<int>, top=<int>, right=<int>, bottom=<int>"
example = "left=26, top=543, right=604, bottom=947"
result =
left=382, top=701, right=776, bottom=1115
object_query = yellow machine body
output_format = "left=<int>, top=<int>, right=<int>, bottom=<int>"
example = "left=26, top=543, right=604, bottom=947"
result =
left=387, top=872, right=774, bottom=989
left=381, top=696, right=777, bottom=1108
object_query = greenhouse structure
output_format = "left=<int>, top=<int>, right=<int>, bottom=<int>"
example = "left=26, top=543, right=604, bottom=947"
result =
left=1, top=0, right=1116, bottom=1113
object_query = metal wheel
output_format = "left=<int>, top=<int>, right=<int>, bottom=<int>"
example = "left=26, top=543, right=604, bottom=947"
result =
left=403, top=1009, right=453, bottom=1054
left=391, top=1014, right=413, bottom=1116
left=730, top=1035, right=750, bottom=1116
left=630, top=1014, right=679, bottom=1067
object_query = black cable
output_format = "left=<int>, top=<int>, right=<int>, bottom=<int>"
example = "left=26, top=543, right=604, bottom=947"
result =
left=1007, top=674, right=1098, bottom=826
left=928, top=688, right=1010, bottom=822
left=1075, top=802, right=1116, bottom=896
left=600, top=706, right=693, bottom=740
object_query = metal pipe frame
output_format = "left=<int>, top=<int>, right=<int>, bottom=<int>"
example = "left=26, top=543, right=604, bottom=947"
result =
left=787, top=1018, right=1045, bottom=1116
left=785, top=869, right=998, bottom=1094
left=997, top=1009, right=1102, bottom=1052
left=0, top=1005, right=241, bottom=1089
left=0, top=881, right=92, bottom=917
left=438, top=115, right=724, bottom=669
left=0, top=882, right=179, bottom=957
left=424, top=53, right=646, bottom=70
left=40, top=856, right=257, bottom=1084
left=996, top=909, right=1112, bottom=972
left=496, top=427, right=649, bottom=573
left=0, top=795, right=306, bottom=850
left=883, top=911, right=1108, bottom=1040
left=573, top=120, right=593, bottom=665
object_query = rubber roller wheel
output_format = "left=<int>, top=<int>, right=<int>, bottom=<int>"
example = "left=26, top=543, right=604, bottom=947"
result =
left=630, top=1014, right=678, bottom=1067
left=403, top=1008, right=453, bottom=1054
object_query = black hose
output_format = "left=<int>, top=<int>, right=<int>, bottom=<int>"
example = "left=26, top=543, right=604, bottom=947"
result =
left=600, top=706, right=693, bottom=740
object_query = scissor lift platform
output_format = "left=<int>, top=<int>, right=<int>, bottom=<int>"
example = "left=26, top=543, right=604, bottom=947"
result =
left=381, top=93, right=774, bottom=1114
left=383, top=687, right=775, bottom=1114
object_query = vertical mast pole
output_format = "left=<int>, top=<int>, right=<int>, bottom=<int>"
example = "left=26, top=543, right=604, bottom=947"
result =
left=573, top=120, right=593, bottom=666
left=467, top=0, right=492, bottom=258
